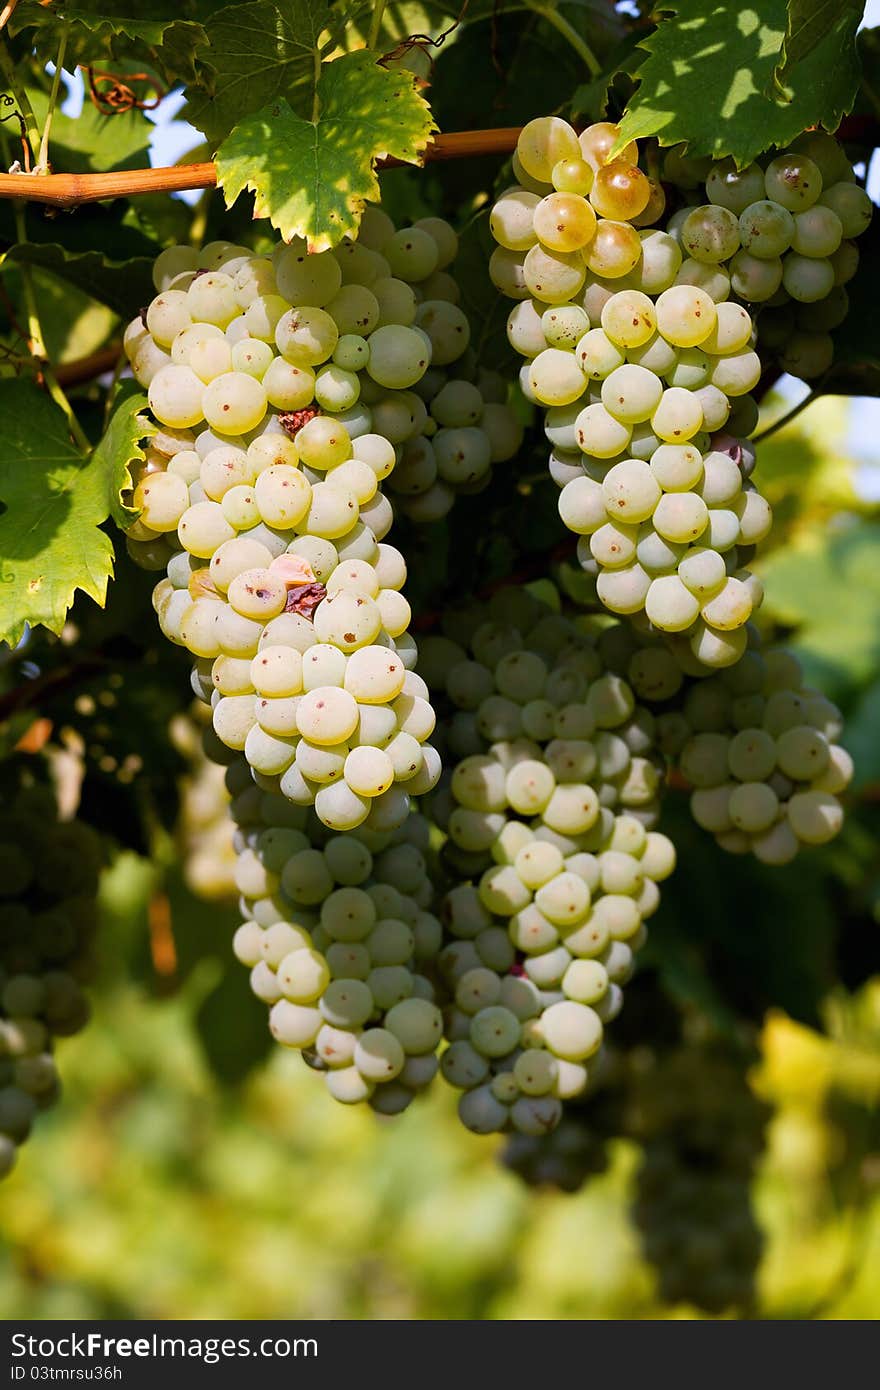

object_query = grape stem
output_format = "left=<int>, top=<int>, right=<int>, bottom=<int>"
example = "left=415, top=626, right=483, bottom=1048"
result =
left=752, top=388, right=817, bottom=444
left=367, top=0, right=388, bottom=51
left=10, top=194, right=91, bottom=453
left=0, top=35, right=41, bottom=167
left=35, top=26, right=68, bottom=174
left=529, top=3, right=602, bottom=78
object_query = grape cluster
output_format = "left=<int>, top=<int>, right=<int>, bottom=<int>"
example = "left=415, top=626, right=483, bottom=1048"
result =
left=627, top=1043, right=768, bottom=1313
left=0, top=779, right=101, bottom=1179
left=491, top=117, right=772, bottom=669
left=224, top=755, right=445, bottom=1111
left=386, top=365, right=522, bottom=522
left=594, top=614, right=851, bottom=862
left=675, top=649, right=851, bottom=862
left=666, top=131, right=872, bottom=380
left=418, top=591, right=676, bottom=1133
left=123, top=209, right=522, bottom=832
left=172, top=710, right=238, bottom=900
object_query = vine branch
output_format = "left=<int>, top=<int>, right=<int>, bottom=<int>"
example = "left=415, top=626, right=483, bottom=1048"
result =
left=0, top=128, right=523, bottom=207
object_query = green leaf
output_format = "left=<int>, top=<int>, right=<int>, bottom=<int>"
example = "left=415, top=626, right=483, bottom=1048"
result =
left=618, top=0, right=863, bottom=166
left=185, top=0, right=338, bottom=148
left=0, top=381, right=115, bottom=644
left=27, top=85, right=151, bottom=175
left=4, top=244, right=154, bottom=320
left=759, top=522, right=880, bottom=701
left=771, top=0, right=865, bottom=101
left=10, top=1, right=207, bottom=77
left=98, top=381, right=154, bottom=529
left=216, top=50, right=437, bottom=250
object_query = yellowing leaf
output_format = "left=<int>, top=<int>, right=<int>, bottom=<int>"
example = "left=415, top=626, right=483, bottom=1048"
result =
left=0, top=382, right=115, bottom=645
left=216, top=50, right=437, bottom=251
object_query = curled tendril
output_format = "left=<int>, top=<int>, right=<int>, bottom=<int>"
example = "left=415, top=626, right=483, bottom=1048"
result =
left=84, top=66, right=165, bottom=115
left=379, top=0, right=468, bottom=74
left=0, top=91, right=30, bottom=170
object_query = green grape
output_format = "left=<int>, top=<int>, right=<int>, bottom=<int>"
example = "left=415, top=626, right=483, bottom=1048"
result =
left=681, top=205, right=741, bottom=263
left=764, top=154, right=823, bottom=211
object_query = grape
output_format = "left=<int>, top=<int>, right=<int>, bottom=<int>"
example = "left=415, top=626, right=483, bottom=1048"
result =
left=602, top=458, right=662, bottom=521
left=791, top=204, right=843, bottom=258
left=558, top=476, right=605, bottom=534
left=601, top=365, right=664, bottom=424
left=779, top=332, right=834, bottom=379
left=701, top=576, right=754, bottom=630
left=576, top=329, right=626, bottom=380
left=764, top=154, right=823, bottom=211
left=681, top=205, right=740, bottom=263
left=655, top=286, right=716, bottom=347
left=579, top=122, right=637, bottom=171
left=649, top=443, right=703, bottom=491
left=188, top=271, right=239, bottom=325
left=542, top=1000, right=602, bottom=1061
left=729, top=251, right=783, bottom=302
left=590, top=160, right=651, bottom=221
left=781, top=255, right=835, bottom=304
left=738, top=200, right=795, bottom=258
left=575, top=403, right=632, bottom=458
left=597, top=563, right=653, bottom=613
left=584, top=221, right=642, bottom=279
left=651, top=388, right=704, bottom=443
left=541, top=304, right=590, bottom=351
left=653, top=491, right=709, bottom=543
left=275, top=242, right=343, bottom=306
left=701, top=301, right=752, bottom=354
left=819, top=182, right=873, bottom=239
left=517, top=117, right=581, bottom=183
left=533, top=192, right=597, bottom=252
left=202, top=372, right=267, bottom=433
left=706, top=159, right=766, bottom=214
left=367, top=325, right=431, bottom=388
left=709, top=350, right=761, bottom=397
left=528, top=349, right=588, bottom=406
left=148, top=364, right=205, bottom=429
left=523, top=245, right=586, bottom=304
left=632, top=230, right=682, bottom=295
left=645, top=575, right=701, bottom=631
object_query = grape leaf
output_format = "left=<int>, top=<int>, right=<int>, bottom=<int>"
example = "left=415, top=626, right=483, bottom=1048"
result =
left=3, top=244, right=154, bottom=319
left=617, top=0, right=863, bottom=166
left=10, top=1, right=207, bottom=76
left=26, top=86, right=152, bottom=175
left=185, top=0, right=340, bottom=148
left=216, top=50, right=437, bottom=250
left=0, top=382, right=116, bottom=644
left=759, top=522, right=880, bottom=702
left=771, top=0, right=865, bottom=101
left=99, top=381, right=155, bottom=528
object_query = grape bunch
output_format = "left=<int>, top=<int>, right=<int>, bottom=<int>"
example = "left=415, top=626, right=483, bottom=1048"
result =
left=664, top=130, right=873, bottom=380
left=418, top=590, right=676, bottom=1133
left=627, top=1042, right=769, bottom=1313
left=0, top=776, right=101, bottom=1179
left=582, top=604, right=852, bottom=863
left=122, top=208, right=522, bottom=833
left=172, top=709, right=238, bottom=900
left=223, top=755, right=445, bottom=1112
left=674, top=648, right=851, bottom=863
left=490, top=116, right=771, bottom=670
left=385, top=364, right=523, bottom=522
